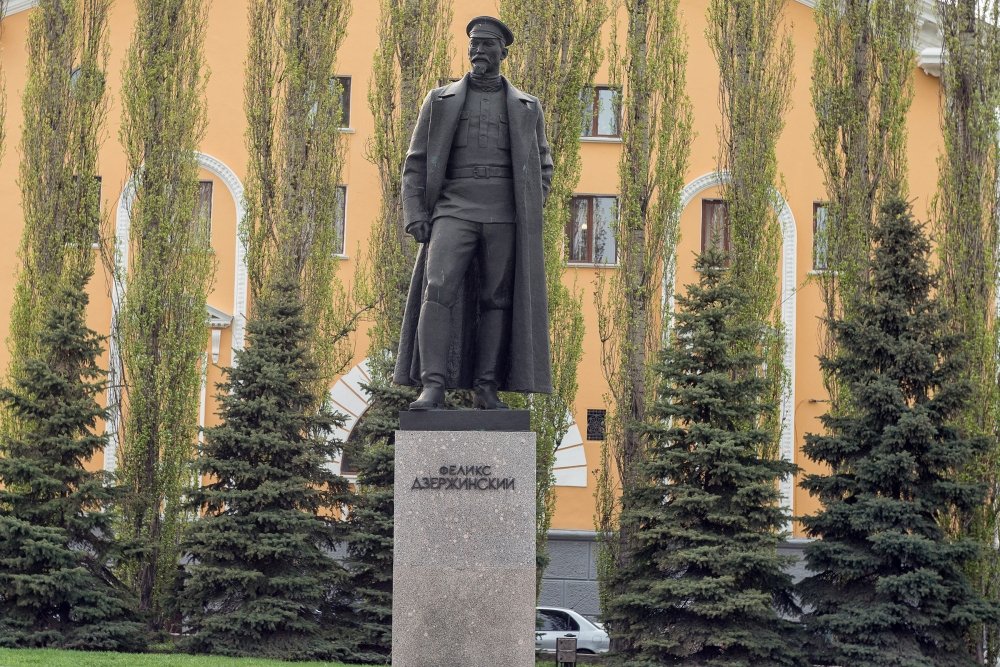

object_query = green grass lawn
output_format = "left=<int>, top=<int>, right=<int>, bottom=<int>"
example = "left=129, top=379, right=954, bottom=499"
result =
left=0, top=649, right=561, bottom=666
left=0, top=648, right=368, bottom=667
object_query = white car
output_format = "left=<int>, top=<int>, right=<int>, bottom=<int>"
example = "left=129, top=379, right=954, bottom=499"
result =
left=535, top=606, right=610, bottom=654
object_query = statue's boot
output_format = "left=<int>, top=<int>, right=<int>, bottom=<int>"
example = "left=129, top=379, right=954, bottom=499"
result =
left=472, top=308, right=511, bottom=410
left=409, top=300, right=451, bottom=411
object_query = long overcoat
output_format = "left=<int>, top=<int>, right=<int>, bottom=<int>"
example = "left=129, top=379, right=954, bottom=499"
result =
left=392, top=74, right=554, bottom=394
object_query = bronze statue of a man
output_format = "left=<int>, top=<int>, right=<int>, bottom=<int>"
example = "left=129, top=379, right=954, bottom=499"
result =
left=393, top=16, right=553, bottom=411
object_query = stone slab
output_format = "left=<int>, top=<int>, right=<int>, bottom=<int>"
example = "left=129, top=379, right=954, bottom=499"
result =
left=538, top=579, right=564, bottom=607
left=564, top=580, right=601, bottom=616
left=398, top=409, right=529, bottom=432
left=544, top=539, right=591, bottom=580
left=393, top=430, right=536, bottom=667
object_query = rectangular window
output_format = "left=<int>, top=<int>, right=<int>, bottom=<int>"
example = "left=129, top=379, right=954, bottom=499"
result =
left=581, top=86, right=619, bottom=138
left=587, top=409, right=607, bottom=441
left=567, top=195, right=617, bottom=265
left=701, top=199, right=731, bottom=263
left=335, top=76, right=351, bottom=128
left=335, top=185, right=347, bottom=256
left=339, top=450, right=358, bottom=476
left=196, top=180, right=213, bottom=239
left=813, top=202, right=829, bottom=271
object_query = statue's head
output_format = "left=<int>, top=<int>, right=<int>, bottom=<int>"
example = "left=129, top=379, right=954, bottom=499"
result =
left=466, top=16, right=513, bottom=77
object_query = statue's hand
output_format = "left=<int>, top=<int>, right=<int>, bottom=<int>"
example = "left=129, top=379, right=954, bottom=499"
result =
left=406, top=219, right=432, bottom=244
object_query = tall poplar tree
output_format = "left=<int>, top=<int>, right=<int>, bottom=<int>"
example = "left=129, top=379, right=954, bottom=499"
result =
left=498, top=0, right=605, bottom=586
left=811, top=0, right=916, bottom=401
left=362, top=0, right=452, bottom=376
left=707, top=0, right=793, bottom=450
left=594, top=0, right=693, bottom=641
left=242, top=0, right=354, bottom=393
left=799, top=198, right=996, bottom=667
left=606, top=248, right=803, bottom=667
left=7, top=0, right=109, bottom=418
left=934, top=1, right=1000, bottom=660
left=337, top=3, right=451, bottom=657
left=113, top=0, right=214, bottom=619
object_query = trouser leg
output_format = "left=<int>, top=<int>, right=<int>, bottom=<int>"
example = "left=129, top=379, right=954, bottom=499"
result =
left=416, top=300, right=451, bottom=391
left=473, top=309, right=512, bottom=409
left=473, top=223, right=515, bottom=409
left=410, top=218, right=477, bottom=410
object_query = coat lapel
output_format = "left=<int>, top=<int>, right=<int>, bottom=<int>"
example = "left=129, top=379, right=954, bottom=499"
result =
left=427, top=77, right=467, bottom=201
left=505, top=80, right=536, bottom=164
left=430, top=76, right=467, bottom=142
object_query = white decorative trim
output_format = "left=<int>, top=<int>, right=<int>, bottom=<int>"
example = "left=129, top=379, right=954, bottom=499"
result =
left=328, top=358, right=589, bottom=487
left=206, top=304, right=234, bottom=329
left=105, top=152, right=247, bottom=473
left=327, top=358, right=373, bottom=479
left=194, top=152, right=249, bottom=356
left=553, top=420, right=587, bottom=488
left=3, top=0, right=38, bottom=17
left=918, top=47, right=943, bottom=77
left=672, top=171, right=797, bottom=524
left=566, top=262, right=618, bottom=270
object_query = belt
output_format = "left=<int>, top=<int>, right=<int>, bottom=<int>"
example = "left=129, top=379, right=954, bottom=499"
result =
left=446, top=166, right=513, bottom=179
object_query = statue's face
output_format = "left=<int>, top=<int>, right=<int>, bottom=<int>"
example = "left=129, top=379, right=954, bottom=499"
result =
left=468, top=36, right=506, bottom=77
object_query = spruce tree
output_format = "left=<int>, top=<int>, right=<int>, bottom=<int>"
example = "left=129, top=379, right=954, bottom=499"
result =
left=605, top=247, right=803, bottom=667
left=799, top=197, right=997, bottom=667
left=338, top=382, right=410, bottom=663
left=180, top=280, right=352, bottom=660
left=0, top=273, right=144, bottom=650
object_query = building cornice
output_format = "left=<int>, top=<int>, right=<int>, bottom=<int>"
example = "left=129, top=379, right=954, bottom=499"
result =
left=795, top=0, right=944, bottom=77
left=3, top=0, right=38, bottom=17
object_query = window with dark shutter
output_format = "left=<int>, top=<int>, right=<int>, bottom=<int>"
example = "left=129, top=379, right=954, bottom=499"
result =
left=701, top=199, right=731, bottom=264
left=813, top=202, right=830, bottom=271
left=335, top=76, right=351, bottom=128
left=587, top=409, right=607, bottom=441
left=335, top=185, right=347, bottom=256
left=196, top=180, right=213, bottom=240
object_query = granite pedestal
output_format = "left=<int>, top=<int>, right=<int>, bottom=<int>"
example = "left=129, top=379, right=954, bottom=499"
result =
left=392, top=411, right=536, bottom=667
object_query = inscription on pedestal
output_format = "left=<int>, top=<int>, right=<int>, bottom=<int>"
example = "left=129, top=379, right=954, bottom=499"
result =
left=410, top=464, right=516, bottom=491
left=392, top=430, right=536, bottom=667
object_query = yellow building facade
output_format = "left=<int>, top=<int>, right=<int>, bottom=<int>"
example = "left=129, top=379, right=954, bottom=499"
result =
left=0, top=0, right=949, bottom=608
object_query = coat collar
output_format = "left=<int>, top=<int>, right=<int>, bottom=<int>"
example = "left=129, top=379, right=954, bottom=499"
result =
left=436, top=73, right=535, bottom=107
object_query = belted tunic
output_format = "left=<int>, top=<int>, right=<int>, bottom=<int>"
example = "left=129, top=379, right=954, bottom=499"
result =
left=434, top=85, right=516, bottom=224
